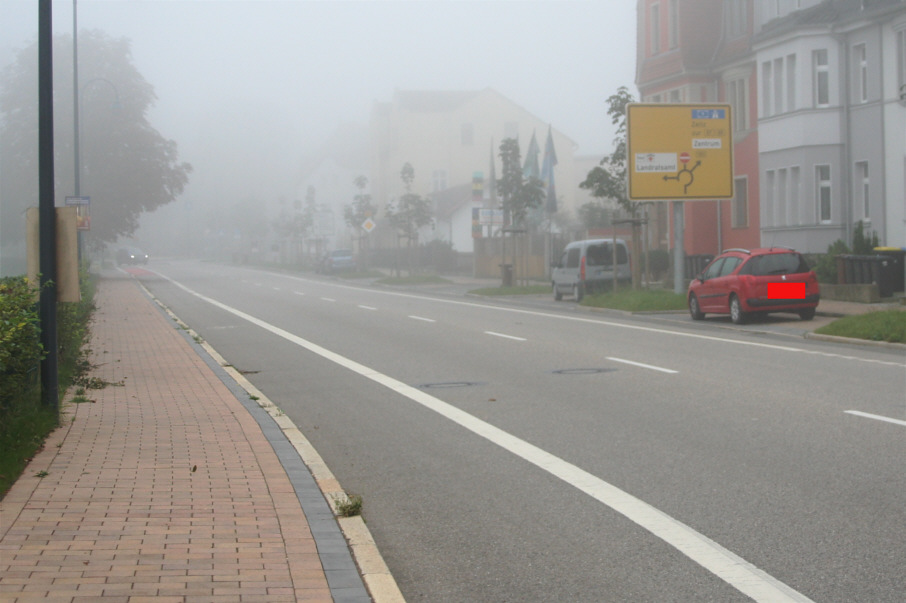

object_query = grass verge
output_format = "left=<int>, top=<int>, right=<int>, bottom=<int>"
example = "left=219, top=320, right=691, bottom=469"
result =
left=582, top=288, right=688, bottom=312
left=470, top=284, right=552, bottom=296
left=813, top=309, right=906, bottom=343
left=376, top=275, right=452, bottom=286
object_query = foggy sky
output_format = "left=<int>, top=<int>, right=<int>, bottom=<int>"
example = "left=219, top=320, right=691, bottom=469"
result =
left=2, top=0, right=637, bottom=230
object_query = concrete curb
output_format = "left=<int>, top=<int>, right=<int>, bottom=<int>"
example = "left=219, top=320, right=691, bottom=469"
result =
left=144, top=284, right=406, bottom=603
left=803, top=332, right=906, bottom=350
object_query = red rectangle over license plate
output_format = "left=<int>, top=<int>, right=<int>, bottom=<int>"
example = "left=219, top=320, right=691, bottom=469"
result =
left=768, top=282, right=805, bottom=299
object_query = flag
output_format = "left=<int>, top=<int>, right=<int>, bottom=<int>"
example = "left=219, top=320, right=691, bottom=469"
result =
left=523, top=130, right=540, bottom=180
left=541, top=125, right=558, bottom=213
left=488, top=139, right=498, bottom=207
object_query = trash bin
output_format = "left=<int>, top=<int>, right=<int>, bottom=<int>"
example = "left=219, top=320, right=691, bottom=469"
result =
left=842, top=254, right=898, bottom=297
left=873, top=247, right=905, bottom=294
left=500, top=263, right=514, bottom=287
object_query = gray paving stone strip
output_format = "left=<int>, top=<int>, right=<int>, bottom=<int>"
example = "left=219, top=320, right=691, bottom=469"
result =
left=0, top=273, right=375, bottom=601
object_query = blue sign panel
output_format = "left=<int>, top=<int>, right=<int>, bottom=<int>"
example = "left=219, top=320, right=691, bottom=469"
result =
left=691, top=109, right=726, bottom=119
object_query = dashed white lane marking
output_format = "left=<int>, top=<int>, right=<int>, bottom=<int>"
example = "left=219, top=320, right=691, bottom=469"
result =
left=293, top=291, right=305, bottom=296
left=159, top=273, right=814, bottom=603
left=607, top=357, right=678, bottom=374
left=409, top=315, right=436, bottom=323
left=321, top=297, right=336, bottom=302
left=845, top=411, right=906, bottom=427
left=484, top=331, right=527, bottom=342
left=358, top=305, right=378, bottom=311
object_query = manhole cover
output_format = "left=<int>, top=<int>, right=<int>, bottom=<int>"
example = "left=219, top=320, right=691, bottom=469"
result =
left=552, top=368, right=615, bottom=375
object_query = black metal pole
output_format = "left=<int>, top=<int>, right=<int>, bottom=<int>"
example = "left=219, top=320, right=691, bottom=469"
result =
left=39, top=0, right=59, bottom=412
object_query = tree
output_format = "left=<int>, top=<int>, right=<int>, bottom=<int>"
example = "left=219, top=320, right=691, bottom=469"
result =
left=0, top=30, right=192, bottom=255
left=384, top=164, right=433, bottom=275
left=344, top=176, right=376, bottom=269
left=580, top=87, right=644, bottom=289
left=497, top=138, right=544, bottom=228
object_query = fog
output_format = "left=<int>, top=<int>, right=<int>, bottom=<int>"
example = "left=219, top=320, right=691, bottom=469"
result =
left=1, top=0, right=637, bottom=263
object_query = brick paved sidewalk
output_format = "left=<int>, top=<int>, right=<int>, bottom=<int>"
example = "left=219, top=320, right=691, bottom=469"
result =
left=0, top=275, right=359, bottom=602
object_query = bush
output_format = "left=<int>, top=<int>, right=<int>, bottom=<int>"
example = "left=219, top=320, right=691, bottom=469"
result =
left=0, top=277, right=44, bottom=409
left=814, top=240, right=850, bottom=284
left=0, top=270, right=96, bottom=499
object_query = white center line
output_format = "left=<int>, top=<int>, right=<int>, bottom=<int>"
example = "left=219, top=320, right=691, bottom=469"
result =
left=154, top=273, right=814, bottom=603
left=485, top=331, right=527, bottom=342
left=409, top=315, right=436, bottom=323
left=845, top=410, right=906, bottom=427
left=607, top=357, right=678, bottom=374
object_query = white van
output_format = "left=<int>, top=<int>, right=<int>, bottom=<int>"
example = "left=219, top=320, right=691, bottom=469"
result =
left=551, top=238, right=631, bottom=301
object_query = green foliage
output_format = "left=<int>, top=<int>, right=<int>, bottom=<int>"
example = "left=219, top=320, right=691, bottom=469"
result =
left=814, top=310, right=906, bottom=343
left=470, top=284, right=552, bottom=296
left=582, top=288, right=688, bottom=312
left=577, top=202, right=613, bottom=229
left=814, top=240, right=850, bottom=284
left=344, top=175, right=377, bottom=230
left=0, top=277, right=44, bottom=404
left=497, top=138, right=544, bottom=227
left=335, top=493, right=363, bottom=517
left=852, top=220, right=879, bottom=255
left=0, top=270, right=96, bottom=499
left=648, top=249, right=670, bottom=278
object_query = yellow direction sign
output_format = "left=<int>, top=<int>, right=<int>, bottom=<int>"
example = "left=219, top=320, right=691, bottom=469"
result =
left=627, top=103, right=733, bottom=201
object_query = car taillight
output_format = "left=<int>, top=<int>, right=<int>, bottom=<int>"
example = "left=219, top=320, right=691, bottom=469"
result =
left=580, top=256, right=586, bottom=281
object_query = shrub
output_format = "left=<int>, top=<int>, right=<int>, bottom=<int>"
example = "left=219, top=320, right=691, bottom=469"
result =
left=814, top=239, right=850, bottom=284
left=0, top=277, right=44, bottom=409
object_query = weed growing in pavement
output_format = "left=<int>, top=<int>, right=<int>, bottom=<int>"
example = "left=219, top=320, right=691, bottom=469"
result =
left=334, top=493, right=363, bottom=517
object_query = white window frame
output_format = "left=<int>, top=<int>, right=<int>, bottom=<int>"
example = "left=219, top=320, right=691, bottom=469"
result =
left=777, top=168, right=788, bottom=227
left=432, top=169, right=447, bottom=193
left=813, top=49, right=829, bottom=107
left=773, top=57, right=784, bottom=114
left=790, top=166, right=800, bottom=226
left=816, top=164, right=832, bottom=223
left=765, top=169, right=775, bottom=227
left=726, top=77, right=749, bottom=132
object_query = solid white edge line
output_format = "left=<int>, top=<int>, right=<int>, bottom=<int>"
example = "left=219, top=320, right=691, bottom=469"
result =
left=844, top=411, right=906, bottom=427
left=155, top=271, right=814, bottom=603
left=607, top=356, right=678, bottom=374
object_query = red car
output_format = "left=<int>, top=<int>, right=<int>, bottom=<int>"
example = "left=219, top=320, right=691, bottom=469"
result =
left=687, top=248, right=820, bottom=324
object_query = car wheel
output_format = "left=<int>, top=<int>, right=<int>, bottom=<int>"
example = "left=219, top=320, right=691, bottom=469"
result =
left=729, top=295, right=748, bottom=324
left=573, top=283, right=584, bottom=302
left=689, top=294, right=704, bottom=320
left=553, top=283, right=563, bottom=301
left=798, top=307, right=816, bottom=321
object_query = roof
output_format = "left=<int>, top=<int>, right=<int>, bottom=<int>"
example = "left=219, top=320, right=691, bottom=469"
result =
left=756, top=0, right=905, bottom=42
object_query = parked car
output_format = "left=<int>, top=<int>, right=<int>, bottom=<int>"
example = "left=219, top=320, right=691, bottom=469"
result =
left=687, top=247, right=819, bottom=324
left=116, top=247, right=149, bottom=265
left=317, top=249, right=355, bottom=274
left=552, top=238, right=631, bottom=301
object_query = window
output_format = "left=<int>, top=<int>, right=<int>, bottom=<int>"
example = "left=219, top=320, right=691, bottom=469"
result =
left=816, top=165, right=832, bottom=223
left=668, top=0, right=678, bottom=49
left=719, top=257, right=742, bottom=277
left=762, top=61, right=773, bottom=116
left=732, top=177, right=748, bottom=228
left=727, top=0, right=747, bottom=37
left=786, top=54, right=796, bottom=112
left=777, top=168, right=788, bottom=227
left=856, top=161, right=870, bottom=220
left=774, top=57, right=784, bottom=114
left=432, top=169, right=447, bottom=192
left=650, top=3, right=661, bottom=55
left=765, top=170, right=775, bottom=226
left=726, top=78, right=748, bottom=132
left=790, top=166, right=800, bottom=225
left=898, top=30, right=906, bottom=99
left=461, top=123, right=474, bottom=146
left=668, top=89, right=682, bottom=103
left=813, top=49, right=829, bottom=107
left=854, top=43, right=868, bottom=103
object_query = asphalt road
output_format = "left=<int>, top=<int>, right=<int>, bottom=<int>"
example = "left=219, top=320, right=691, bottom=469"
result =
left=133, top=260, right=906, bottom=603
